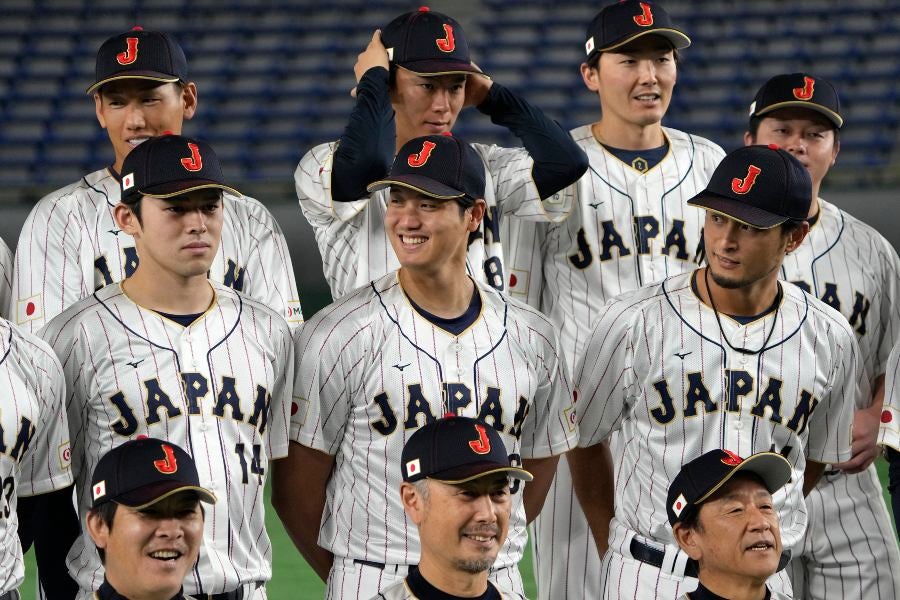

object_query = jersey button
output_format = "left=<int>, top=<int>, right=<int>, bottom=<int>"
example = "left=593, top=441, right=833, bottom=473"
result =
left=199, top=423, right=208, bottom=432
left=733, top=421, right=743, bottom=430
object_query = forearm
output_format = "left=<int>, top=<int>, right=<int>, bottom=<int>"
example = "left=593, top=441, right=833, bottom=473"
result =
left=477, top=83, right=588, bottom=199
left=886, top=446, right=900, bottom=539
left=331, top=67, right=395, bottom=202
left=568, top=442, right=615, bottom=555
left=522, top=455, right=561, bottom=523
left=803, top=459, right=826, bottom=496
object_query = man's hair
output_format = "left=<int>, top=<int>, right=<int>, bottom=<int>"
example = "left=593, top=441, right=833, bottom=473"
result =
left=781, top=219, right=806, bottom=237
left=677, top=506, right=703, bottom=533
left=747, top=116, right=840, bottom=142
left=90, top=502, right=119, bottom=564
left=121, top=197, right=143, bottom=223
left=413, top=479, right=431, bottom=501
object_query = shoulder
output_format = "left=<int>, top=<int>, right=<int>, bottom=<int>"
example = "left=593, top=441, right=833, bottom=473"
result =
left=39, top=287, right=113, bottom=346
left=480, top=282, right=557, bottom=334
left=211, top=283, right=291, bottom=331
left=2, top=319, right=61, bottom=375
left=570, top=124, right=594, bottom=144
left=223, top=191, right=278, bottom=224
left=297, top=141, right=340, bottom=173
left=32, top=169, right=115, bottom=212
left=296, top=274, right=393, bottom=343
left=783, top=280, right=858, bottom=342
left=663, top=127, right=726, bottom=160
left=823, top=199, right=898, bottom=257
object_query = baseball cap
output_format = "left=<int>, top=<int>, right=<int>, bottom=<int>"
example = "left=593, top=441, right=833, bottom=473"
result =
left=381, top=7, right=483, bottom=76
left=87, top=27, right=188, bottom=94
left=749, top=73, right=843, bottom=129
left=121, top=133, right=240, bottom=203
left=91, top=438, right=216, bottom=510
left=585, top=0, right=691, bottom=61
left=367, top=133, right=485, bottom=202
left=687, top=144, right=812, bottom=229
left=667, top=449, right=792, bottom=527
left=401, top=417, right=533, bottom=484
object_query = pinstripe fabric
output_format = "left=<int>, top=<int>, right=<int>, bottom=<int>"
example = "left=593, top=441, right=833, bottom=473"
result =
left=10, top=168, right=302, bottom=332
left=294, top=141, right=572, bottom=301
left=574, top=272, right=862, bottom=598
left=782, top=198, right=900, bottom=599
left=291, top=272, right=576, bottom=596
left=0, top=319, right=72, bottom=594
left=39, top=283, right=293, bottom=597
left=883, top=343, right=900, bottom=452
left=0, top=238, right=11, bottom=321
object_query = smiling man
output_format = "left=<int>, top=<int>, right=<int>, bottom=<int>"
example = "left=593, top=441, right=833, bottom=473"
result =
left=668, top=450, right=793, bottom=600
left=371, top=417, right=534, bottom=600
left=86, top=438, right=216, bottom=600
left=568, top=144, right=863, bottom=598
left=275, top=133, right=576, bottom=599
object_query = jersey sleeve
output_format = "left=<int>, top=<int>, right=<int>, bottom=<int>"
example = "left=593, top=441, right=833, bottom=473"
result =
left=573, top=297, right=638, bottom=448
left=880, top=341, right=900, bottom=452
left=873, top=237, right=900, bottom=380
left=805, top=323, right=862, bottom=463
left=233, top=194, right=304, bottom=329
left=515, top=312, right=578, bottom=458
left=266, top=315, right=295, bottom=461
left=16, top=334, right=73, bottom=496
left=0, top=237, right=12, bottom=321
left=11, top=190, right=91, bottom=332
left=289, top=296, right=369, bottom=454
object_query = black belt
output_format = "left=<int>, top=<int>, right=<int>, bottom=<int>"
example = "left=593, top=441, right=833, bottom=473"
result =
left=198, top=581, right=264, bottom=600
left=630, top=537, right=699, bottom=578
left=353, top=559, right=405, bottom=575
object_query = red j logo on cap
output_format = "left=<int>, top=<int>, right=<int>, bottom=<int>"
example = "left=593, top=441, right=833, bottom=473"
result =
left=720, top=449, right=743, bottom=466
left=407, top=140, right=436, bottom=167
left=117, top=37, right=139, bottom=65
left=468, top=424, right=492, bottom=455
left=793, top=76, right=815, bottom=101
left=154, top=444, right=179, bottom=474
left=181, top=143, right=203, bottom=172
left=633, top=2, right=654, bottom=26
left=731, top=165, right=761, bottom=195
left=436, top=24, right=456, bottom=52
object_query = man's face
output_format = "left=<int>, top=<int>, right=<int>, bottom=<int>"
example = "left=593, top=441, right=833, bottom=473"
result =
left=413, top=474, right=512, bottom=574
left=390, top=69, right=466, bottom=145
left=583, top=36, right=676, bottom=128
left=95, top=80, right=198, bottom=173
left=116, top=190, right=224, bottom=280
left=88, top=492, right=204, bottom=598
left=384, top=187, right=482, bottom=275
left=677, top=475, right=783, bottom=583
left=703, top=211, right=803, bottom=291
left=746, top=107, right=839, bottom=194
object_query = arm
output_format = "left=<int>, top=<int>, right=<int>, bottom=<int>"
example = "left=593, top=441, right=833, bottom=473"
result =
left=803, top=459, right=827, bottom=496
left=833, top=374, right=884, bottom=473
left=522, top=455, right=560, bottom=523
left=271, top=442, right=336, bottom=582
left=0, top=237, right=11, bottom=321
left=568, top=442, right=614, bottom=555
left=18, top=486, right=80, bottom=599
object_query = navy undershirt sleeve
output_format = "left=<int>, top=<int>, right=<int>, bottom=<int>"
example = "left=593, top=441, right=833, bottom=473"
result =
left=331, top=67, right=395, bottom=202
left=476, top=82, right=588, bottom=199
left=18, top=485, right=81, bottom=599
left=887, top=446, right=900, bottom=539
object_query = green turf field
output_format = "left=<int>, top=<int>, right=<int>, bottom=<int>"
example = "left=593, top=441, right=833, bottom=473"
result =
left=22, top=458, right=896, bottom=599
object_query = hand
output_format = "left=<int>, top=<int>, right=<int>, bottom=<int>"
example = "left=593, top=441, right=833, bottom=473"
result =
left=351, top=30, right=389, bottom=98
left=463, top=64, right=493, bottom=107
left=833, top=404, right=881, bottom=474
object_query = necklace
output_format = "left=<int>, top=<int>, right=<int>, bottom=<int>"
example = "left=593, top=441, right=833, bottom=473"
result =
left=703, top=268, right=781, bottom=356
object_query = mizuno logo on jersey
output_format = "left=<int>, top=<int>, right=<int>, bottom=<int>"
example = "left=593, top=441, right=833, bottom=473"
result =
left=105, top=374, right=272, bottom=437
left=649, top=371, right=819, bottom=435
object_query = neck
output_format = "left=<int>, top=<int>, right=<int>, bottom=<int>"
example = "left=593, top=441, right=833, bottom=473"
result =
left=105, top=575, right=179, bottom=600
left=808, top=195, right=821, bottom=219
left=593, top=119, right=664, bottom=150
left=123, top=265, right=214, bottom=315
left=417, top=558, right=490, bottom=598
left=697, top=572, right=768, bottom=600
left=398, top=265, right=473, bottom=319
left=698, top=267, right=779, bottom=317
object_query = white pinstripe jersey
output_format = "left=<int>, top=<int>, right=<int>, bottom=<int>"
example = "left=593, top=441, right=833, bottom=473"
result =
left=781, top=198, right=900, bottom=397
left=295, top=141, right=571, bottom=300
left=38, top=282, right=293, bottom=596
left=0, top=238, right=11, bottom=321
left=575, top=272, right=860, bottom=553
left=11, top=168, right=303, bottom=332
left=0, top=319, right=72, bottom=594
left=291, top=271, right=577, bottom=567
left=374, top=578, right=518, bottom=600
left=881, top=341, right=900, bottom=450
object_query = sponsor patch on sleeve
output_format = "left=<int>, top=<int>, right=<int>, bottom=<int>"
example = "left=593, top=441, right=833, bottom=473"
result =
left=59, top=441, right=72, bottom=470
left=285, top=300, right=304, bottom=324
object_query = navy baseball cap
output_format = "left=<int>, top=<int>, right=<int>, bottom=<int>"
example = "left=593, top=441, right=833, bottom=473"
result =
left=401, top=417, right=533, bottom=484
left=368, top=133, right=485, bottom=203
left=121, top=133, right=240, bottom=203
left=749, top=73, right=843, bottom=129
left=91, top=438, right=216, bottom=510
left=585, top=1, right=690, bottom=61
left=687, top=144, right=812, bottom=229
left=667, top=449, right=792, bottom=527
left=88, top=27, right=188, bottom=94
left=381, top=7, right=483, bottom=76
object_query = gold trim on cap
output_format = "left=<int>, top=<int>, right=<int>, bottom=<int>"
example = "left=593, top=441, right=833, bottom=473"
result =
left=754, top=100, right=843, bottom=128
left=366, top=179, right=464, bottom=200
left=86, top=74, right=180, bottom=94
left=431, top=466, right=534, bottom=485
left=599, top=28, right=692, bottom=52
left=139, top=183, right=242, bottom=200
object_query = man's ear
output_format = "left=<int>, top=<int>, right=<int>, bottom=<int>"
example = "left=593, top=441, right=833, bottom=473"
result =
left=400, top=482, right=427, bottom=526
left=86, top=510, right=110, bottom=550
left=467, top=199, right=486, bottom=232
left=580, top=62, right=600, bottom=93
left=786, top=221, right=811, bottom=254
left=114, top=202, right=141, bottom=236
left=181, top=82, right=199, bottom=121
left=95, top=93, right=107, bottom=129
left=673, top=522, right=703, bottom=561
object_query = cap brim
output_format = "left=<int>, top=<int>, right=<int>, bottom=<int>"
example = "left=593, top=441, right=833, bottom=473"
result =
left=367, top=175, right=465, bottom=200
left=599, top=29, right=692, bottom=53
left=396, top=61, right=485, bottom=77
left=113, top=482, right=217, bottom=510
left=138, top=180, right=241, bottom=200
left=431, top=465, right=534, bottom=485
left=695, top=452, right=793, bottom=505
left=753, top=101, right=843, bottom=129
left=86, top=72, right=181, bottom=94
left=687, top=193, right=788, bottom=230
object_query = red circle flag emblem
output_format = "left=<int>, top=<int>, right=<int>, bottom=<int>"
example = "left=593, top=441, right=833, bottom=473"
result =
left=882, top=410, right=893, bottom=424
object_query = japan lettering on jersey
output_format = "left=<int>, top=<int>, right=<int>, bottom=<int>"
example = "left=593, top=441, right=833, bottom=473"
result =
left=0, top=237, right=11, bottom=320
left=575, top=272, right=860, bottom=552
left=781, top=199, right=900, bottom=393
left=0, top=320, right=72, bottom=594
left=39, top=283, right=293, bottom=596
left=11, top=168, right=303, bottom=332
left=291, top=272, right=577, bottom=566
left=295, top=141, right=571, bottom=300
